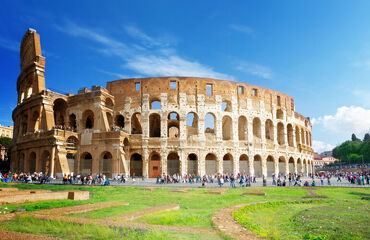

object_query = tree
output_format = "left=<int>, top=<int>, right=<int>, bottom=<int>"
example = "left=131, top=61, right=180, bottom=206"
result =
left=351, top=133, right=360, bottom=142
left=0, top=137, right=12, bottom=148
left=363, top=133, right=370, bottom=142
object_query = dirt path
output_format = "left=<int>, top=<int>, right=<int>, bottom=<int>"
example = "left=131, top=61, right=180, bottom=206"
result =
left=212, top=202, right=265, bottom=240
left=36, top=201, right=129, bottom=215
left=107, top=203, right=179, bottom=221
left=0, top=230, right=63, bottom=240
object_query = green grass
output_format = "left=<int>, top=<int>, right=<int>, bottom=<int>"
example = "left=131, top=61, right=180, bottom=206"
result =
left=233, top=199, right=370, bottom=240
left=0, top=183, right=368, bottom=239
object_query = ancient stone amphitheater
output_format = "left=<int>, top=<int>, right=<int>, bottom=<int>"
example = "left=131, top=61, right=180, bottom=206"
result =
left=11, top=29, right=314, bottom=179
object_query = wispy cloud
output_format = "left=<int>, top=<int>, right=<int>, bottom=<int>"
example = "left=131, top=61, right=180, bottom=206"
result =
left=0, top=37, right=19, bottom=52
left=56, top=20, right=233, bottom=80
left=312, top=140, right=335, bottom=153
left=229, top=24, right=254, bottom=36
left=235, top=61, right=272, bottom=79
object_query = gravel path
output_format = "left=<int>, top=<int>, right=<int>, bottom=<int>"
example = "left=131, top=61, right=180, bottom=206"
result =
left=0, top=230, right=63, bottom=240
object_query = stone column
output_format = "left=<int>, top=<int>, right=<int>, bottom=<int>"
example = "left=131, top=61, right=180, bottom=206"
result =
left=274, top=156, right=279, bottom=177
left=50, top=146, right=56, bottom=178
left=285, top=157, right=289, bottom=175
left=261, top=120, right=266, bottom=149
left=217, top=153, right=223, bottom=174
left=233, top=153, right=239, bottom=176
left=142, top=148, right=149, bottom=178
left=262, top=156, right=267, bottom=179
left=249, top=153, right=254, bottom=177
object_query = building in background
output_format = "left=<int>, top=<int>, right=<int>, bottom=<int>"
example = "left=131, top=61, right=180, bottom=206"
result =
left=0, top=125, right=13, bottom=138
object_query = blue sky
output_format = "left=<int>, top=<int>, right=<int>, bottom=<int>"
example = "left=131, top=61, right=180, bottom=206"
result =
left=1, top=0, right=370, bottom=152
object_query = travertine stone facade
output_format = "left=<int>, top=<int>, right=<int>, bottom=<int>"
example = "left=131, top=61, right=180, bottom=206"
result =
left=10, top=29, right=314, bottom=179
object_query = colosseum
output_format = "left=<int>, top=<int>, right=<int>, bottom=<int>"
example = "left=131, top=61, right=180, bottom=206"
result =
left=10, top=29, right=314, bottom=179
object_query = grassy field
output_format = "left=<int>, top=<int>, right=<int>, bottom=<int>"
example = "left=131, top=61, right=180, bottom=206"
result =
left=0, top=183, right=368, bottom=239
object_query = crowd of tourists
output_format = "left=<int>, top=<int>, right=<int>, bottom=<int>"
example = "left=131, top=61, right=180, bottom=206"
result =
left=52, top=125, right=77, bottom=132
left=0, top=172, right=50, bottom=184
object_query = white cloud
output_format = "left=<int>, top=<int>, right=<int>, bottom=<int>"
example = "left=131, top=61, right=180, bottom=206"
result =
left=235, top=61, right=272, bottom=79
left=57, top=21, right=233, bottom=80
left=0, top=37, right=19, bottom=52
left=313, top=106, right=370, bottom=137
left=313, top=140, right=335, bottom=153
left=229, top=24, right=254, bottom=36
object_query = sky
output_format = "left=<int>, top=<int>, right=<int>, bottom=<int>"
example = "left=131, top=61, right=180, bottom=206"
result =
left=0, top=0, right=369, bottom=153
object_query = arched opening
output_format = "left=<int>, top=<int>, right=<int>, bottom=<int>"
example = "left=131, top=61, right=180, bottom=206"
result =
left=279, top=156, right=286, bottom=174
left=306, top=131, right=309, bottom=147
left=80, top=152, right=92, bottom=175
left=168, top=112, right=179, bottom=138
left=100, top=152, right=112, bottom=178
left=276, top=109, right=283, bottom=120
left=18, top=153, right=25, bottom=172
left=204, top=113, right=215, bottom=134
left=239, top=154, right=249, bottom=174
left=149, top=113, right=161, bottom=137
left=303, top=159, right=307, bottom=174
left=26, top=86, right=33, bottom=99
left=253, top=117, right=261, bottom=143
left=29, top=152, right=36, bottom=173
left=131, top=113, right=142, bottom=134
left=167, top=152, right=180, bottom=175
left=130, top=153, right=142, bottom=177
left=265, top=119, right=274, bottom=141
left=238, top=116, right=247, bottom=141
left=66, top=136, right=78, bottom=151
left=253, top=155, right=262, bottom=178
left=222, top=116, right=233, bottom=140
left=223, top=153, right=233, bottom=174
left=186, top=112, right=198, bottom=137
left=150, top=99, right=161, bottom=110
left=116, top=115, right=125, bottom=128
left=221, top=100, right=232, bottom=112
left=301, top=129, right=305, bottom=145
left=205, top=153, right=217, bottom=175
left=82, top=110, right=94, bottom=129
left=31, top=111, right=40, bottom=132
left=266, top=155, right=274, bottom=177
left=187, top=153, right=198, bottom=175
left=297, top=158, right=302, bottom=173
left=105, top=98, right=114, bottom=109
left=41, top=151, right=51, bottom=175
left=287, top=124, right=294, bottom=147
left=289, top=157, right=295, bottom=174
left=69, top=114, right=77, bottom=130
left=277, top=122, right=285, bottom=145
left=53, top=99, right=67, bottom=127
left=21, top=114, right=28, bottom=135
left=66, top=153, right=76, bottom=173
left=149, top=152, right=161, bottom=178
left=106, top=112, right=113, bottom=129
left=295, top=126, right=300, bottom=145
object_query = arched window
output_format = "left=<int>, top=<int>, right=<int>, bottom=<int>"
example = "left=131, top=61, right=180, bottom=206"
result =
left=276, top=109, right=283, bottom=120
left=149, top=113, right=161, bottom=137
left=131, top=113, right=142, bottom=134
left=150, top=99, right=161, bottom=110
left=253, top=117, right=261, bottom=139
left=221, top=100, right=232, bottom=112
left=168, top=112, right=179, bottom=138
left=116, top=115, right=125, bottom=128
left=82, top=110, right=94, bottom=129
left=222, top=116, right=232, bottom=140
left=265, top=119, right=274, bottom=141
left=238, top=116, right=247, bottom=141
left=287, top=124, right=294, bottom=147
left=277, top=122, right=285, bottom=145
left=186, top=112, right=198, bottom=136
left=53, top=99, right=67, bottom=126
left=205, top=153, right=217, bottom=175
left=69, top=114, right=77, bottom=130
left=204, top=113, right=215, bottom=134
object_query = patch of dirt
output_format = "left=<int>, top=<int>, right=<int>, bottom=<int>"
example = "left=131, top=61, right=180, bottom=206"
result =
left=207, top=188, right=227, bottom=195
left=108, top=204, right=180, bottom=221
left=171, top=188, right=189, bottom=193
left=0, top=230, right=63, bottom=240
left=243, top=190, right=266, bottom=196
left=305, top=191, right=327, bottom=198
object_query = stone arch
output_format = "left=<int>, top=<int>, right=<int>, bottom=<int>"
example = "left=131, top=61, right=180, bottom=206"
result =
left=115, top=114, right=125, bottom=128
left=306, top=131, right=309, bottom=147
left=29, top=152, right=36, bottom=173
left=238, top=116, right=247, bottom=141
left=204, top=113, right=215, bottom=134
left=82, top=110, right=94, bottom=129
left=149, top=152, right=161, bottom=178
left=253, top=155, right=263, bottom=178
left=205, top=153, right=217, bottom=175
left=30, top=111, right=40, bottom=132
left=287, top=124, right=294, bottom=147
left=41, top=150, right=51, bottom=175
left=149, top=113, right=161, bottom=137
left=66, top=153, right=76, bottom=173
left=303, top=159, right=307, bottom=174
left=297, top=158, right=303, bottom=173
left=239, top=154, right=249, bottom=174
left=18, top=153, right=25, bottom=172
left=53, top=98, right=67, bottom=126
left=265, top=119, right=274, bottom=141
left=301, top=128, right=305, bottom=145
left=167, top=152, right=180, bottom=175
left=130, top=153, right=142, bottom=177
left=100, top=152, right=113, bottom=178
left=150, top=99, right=161, bottom=110
left=222, top=115, right=233, bottom=140
left=295, top=126, right=300, bottom=145
left=21, top=113, right=28, bottom=135
left=187, top=153, right=198, bottom=175
left=253, top=117, right=261, bottom=140
left=221, top=100, right=232, bottom=112
left=276, top=109, right=284, bottom=120
left=168, top=112, right=179, bottom=138
left=131, top=113, right=142, bottom=134
left=69, top=114, right=77, bottom=130
left=186, top=112, right=198, bottom=136
left=266, top=155, right=275, bottom=177
left=223, top=153, right=233, bottom=174
left=80, top=152, right=92, bottom=175
left=278, top=156, right=287, bottom=174
left=277, top=122, right=285, bottom=145
left=288, top=157, right=295, bottom=174
left=105, top=98, right=114, bottom=109
left=66, top=136, right=78, bottom=151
